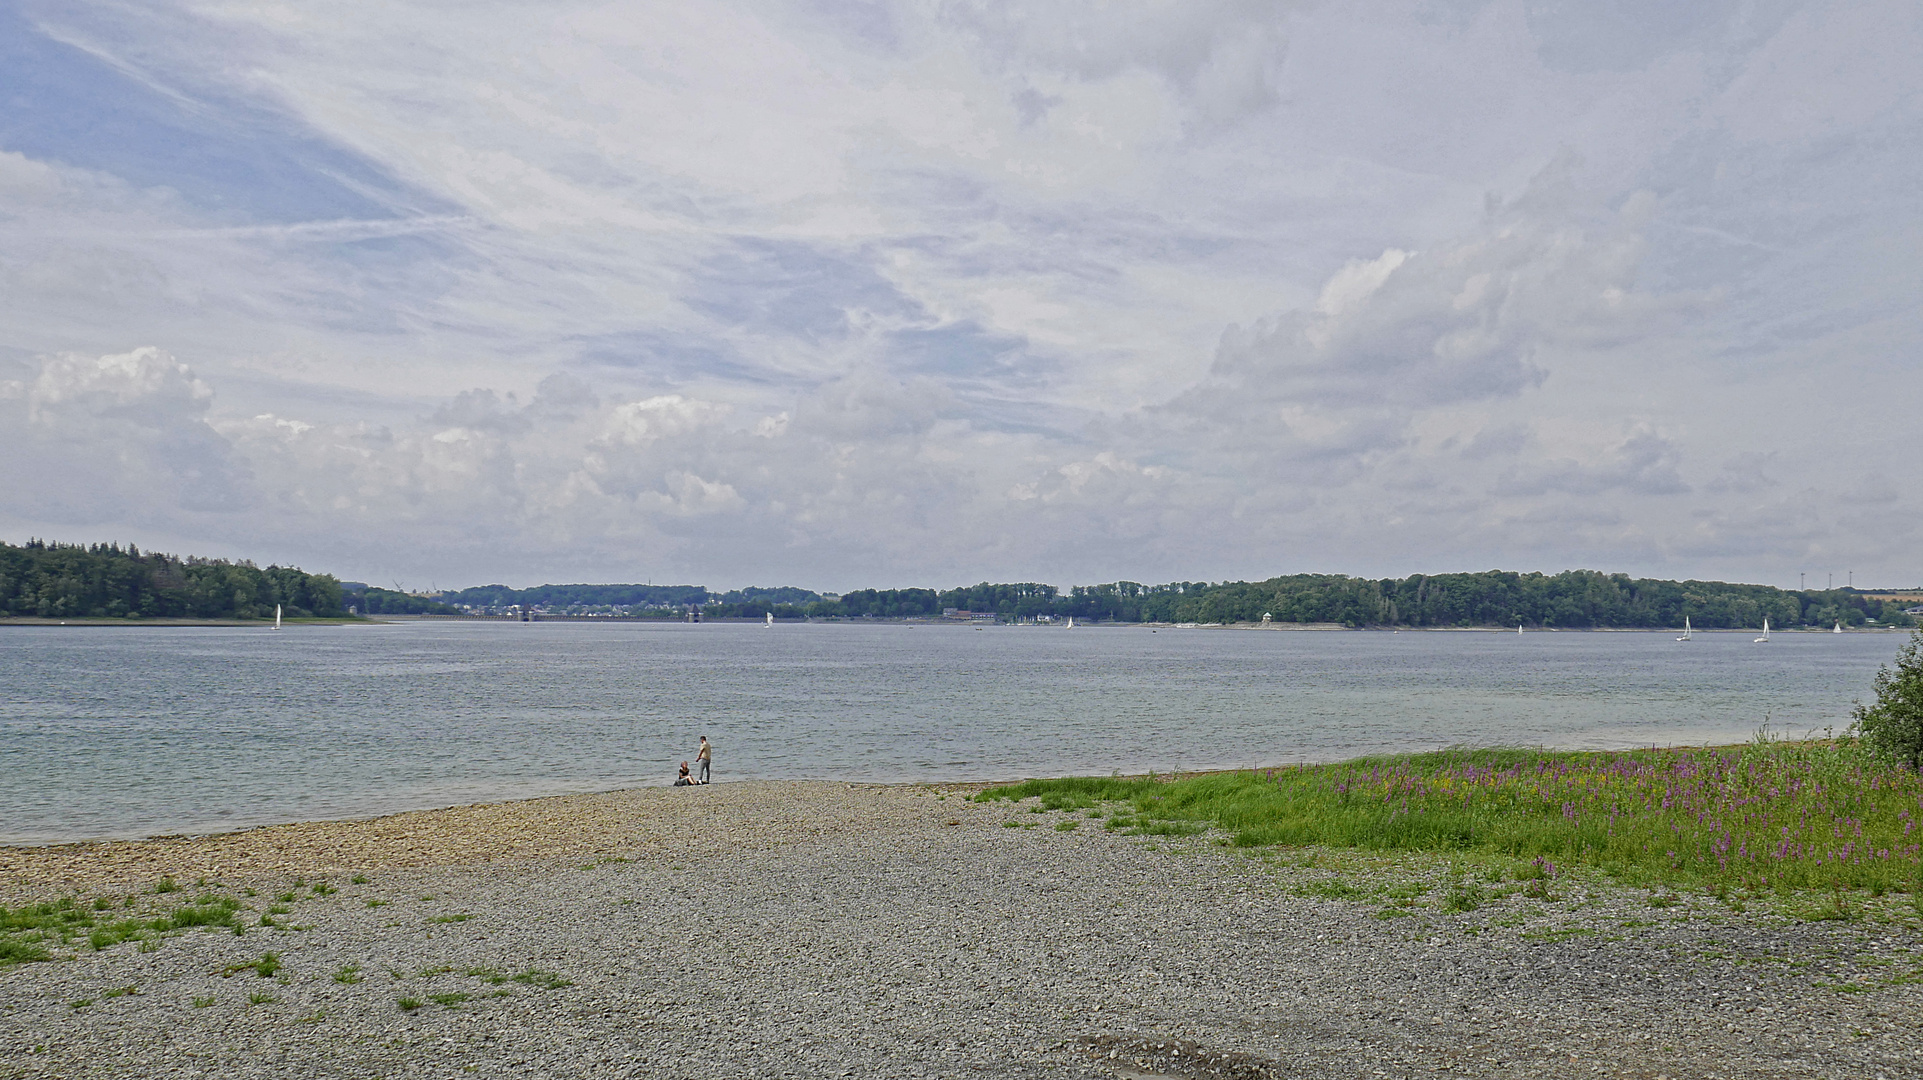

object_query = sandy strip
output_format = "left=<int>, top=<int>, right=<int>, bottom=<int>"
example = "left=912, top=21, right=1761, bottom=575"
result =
left=0, top=781, right=979, bottom=902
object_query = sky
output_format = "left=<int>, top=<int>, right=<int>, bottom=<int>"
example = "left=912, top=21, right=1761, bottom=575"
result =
left=0, top=0, right=1917, bottom=593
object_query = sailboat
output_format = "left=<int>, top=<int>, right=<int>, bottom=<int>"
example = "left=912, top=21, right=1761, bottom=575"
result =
left=764, top=612, right=774, bottom=627
left=1517, top=623, right=1524, bottom=634
left=1676, top=616, right=1692, bottom=642
left=274, top=604, right=282, bottom=631
left=1754, top=617, right=1770, bottom=643
left=1833, top=621, right=1843, bottom=634
left=1065, top=616, right=1075, bottom=629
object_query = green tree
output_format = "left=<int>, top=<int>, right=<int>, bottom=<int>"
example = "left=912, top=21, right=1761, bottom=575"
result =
left=1852, top=629, right=1923, bottom=770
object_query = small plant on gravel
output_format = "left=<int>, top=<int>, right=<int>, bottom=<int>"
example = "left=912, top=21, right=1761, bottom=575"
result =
left=365, top=899, right=388, bottom=908
left=1444, top=878, right=1487, bottom=912
left=1055, top=819, right=1079, bottom=831
left=153, top=878, right=178, bottom=895
left=1809, top=883, right=1858, bottom=921
left=103, top=985, right=138, bottom=998
left=428, top=913, right=474, bottom=924
left=465, top=967, right=508, bottom=984
left=1518, top=857, right=1559, bottom=899
left=192, top=996, right=215, bottom=1008
left=1, top=938, right=52, bottom=966
left=333, top=964, right=363, bottom=984
left=276, top=892, right=297, bottom=904
left=310, top=881, right=336, bottom=896
left=429, top=992, right=469, bottom=1007
left=70, top=999, right=94, bottom=1008
left=510, top=969, right=572, bottom=990
left=351, top=874, right=370, bottom=885
left=1292, top=879, right=1367, bottom=901
left=396, top=996, right=424, bottom=1011
left=252, top=952, right=282, bottom=978
left=246, top=991, right=277, bottom=1005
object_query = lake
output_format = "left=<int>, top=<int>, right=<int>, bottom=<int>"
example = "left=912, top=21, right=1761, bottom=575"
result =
left=0, top=620, right=1906, bottom=844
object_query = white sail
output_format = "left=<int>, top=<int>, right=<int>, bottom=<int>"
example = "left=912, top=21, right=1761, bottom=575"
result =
left=765, top=612, right=774, bottom=627
left=1677, top=616, right=1691, bottom=642
left=274, top=604, right=282, bottom=631
left=1754, top=617, right=1769, bottom=643
left=1833, top=621, right=1843, bottom=634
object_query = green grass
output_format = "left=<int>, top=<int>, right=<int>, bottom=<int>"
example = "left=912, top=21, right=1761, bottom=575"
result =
left=1291, top=878, right=1368, bottom=900
left=980, top=741, right=1923, bottom=898
left=4, top=892, right=247, bottom=964
left=333, top=964, right=363, bottom=984
left=428, top=913, right=475, bottom=924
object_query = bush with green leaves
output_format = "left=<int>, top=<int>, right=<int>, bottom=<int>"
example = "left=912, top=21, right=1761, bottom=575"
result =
left=1853, top=629, right=1923, bottom=770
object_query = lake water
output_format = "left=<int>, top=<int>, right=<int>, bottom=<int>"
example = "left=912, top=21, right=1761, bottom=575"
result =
left=0, top=621, right=1907, bottom=844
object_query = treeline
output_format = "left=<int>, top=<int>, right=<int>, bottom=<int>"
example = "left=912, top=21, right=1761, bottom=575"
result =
left=699, top=571, right=1915, bottom=629
left=1047, top=571, right=1915, bottom=629
left=341, top=584, right=461, bottom=616
left=440, top=583, right=709, bottom=611
left=0, top=540, right=346, bottom=620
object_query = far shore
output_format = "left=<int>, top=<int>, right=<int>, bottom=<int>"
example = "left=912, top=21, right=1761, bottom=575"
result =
left=2, top=614, right=1904, bottom=631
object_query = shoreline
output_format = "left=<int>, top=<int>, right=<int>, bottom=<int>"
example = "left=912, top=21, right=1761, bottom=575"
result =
left=0, top=780, right=989, bottom=903
left=3, top=771, right=1916, bottom=1078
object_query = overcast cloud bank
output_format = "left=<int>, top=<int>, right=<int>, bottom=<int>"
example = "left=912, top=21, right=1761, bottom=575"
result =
left=1, top=0, right=1917, bottom=590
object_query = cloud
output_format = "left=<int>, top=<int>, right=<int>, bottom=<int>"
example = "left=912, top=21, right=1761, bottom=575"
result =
left=1494, top=424, right=1690, bottom=498
left=0, top=2, right=1919, bottom=589
left=0, top=347, right=248, bottom=518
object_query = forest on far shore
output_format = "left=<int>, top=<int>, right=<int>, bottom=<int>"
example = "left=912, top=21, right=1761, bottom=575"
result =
left=0, top=540, right=347, bottom=620
left=451, top=570, right=1917, bottom=630
left=3, top=539, right=1914, bottom=629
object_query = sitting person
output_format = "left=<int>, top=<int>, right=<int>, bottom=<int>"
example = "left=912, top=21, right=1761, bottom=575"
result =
left=673, top=761, right=694, bottom=786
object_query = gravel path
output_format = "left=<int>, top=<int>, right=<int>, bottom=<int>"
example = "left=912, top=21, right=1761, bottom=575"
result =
left=2, top=781, right=1918, bottom=1079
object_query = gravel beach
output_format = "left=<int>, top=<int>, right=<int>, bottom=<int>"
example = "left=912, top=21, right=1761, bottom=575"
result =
left=2, top=780, right=1918, bottom=1079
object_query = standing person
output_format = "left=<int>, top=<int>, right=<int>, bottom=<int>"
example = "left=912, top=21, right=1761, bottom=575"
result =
left=696, top=735, right=711, bottom=784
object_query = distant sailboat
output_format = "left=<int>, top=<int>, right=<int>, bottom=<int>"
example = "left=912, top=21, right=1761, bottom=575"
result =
left=1677, top=616, right=1692, bottom=642
left=1754, top=617, right=1770, bottom=643
left=1833, top=621, right=1843, bottom=634
left=274, top=604, right=282, bottom=631
left=1066, top=617, right=1075, bottom=629
left=765, top=612, right=774, bottom=627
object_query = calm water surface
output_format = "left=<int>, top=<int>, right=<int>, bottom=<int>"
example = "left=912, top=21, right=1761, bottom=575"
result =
left=0, top=621, right=1905, bottom=844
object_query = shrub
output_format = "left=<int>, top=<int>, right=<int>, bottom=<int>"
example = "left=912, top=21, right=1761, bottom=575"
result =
left=1853, top=629, right=1923, bottom=770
